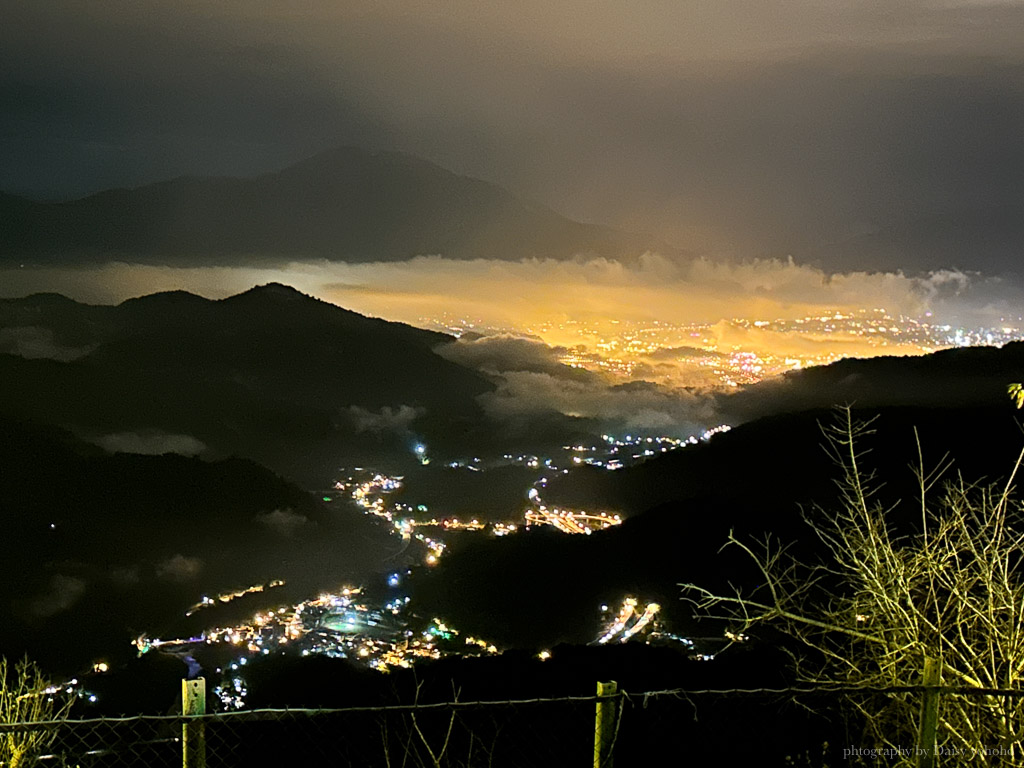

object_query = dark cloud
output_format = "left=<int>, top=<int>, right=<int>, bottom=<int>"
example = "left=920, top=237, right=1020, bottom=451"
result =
left=475, top=369, right=717, bottom=433
left=435, top=335, right=586, bottom=379
left=2, top=2, right=1022, bottom=272
left=435, top=332, right=718, bottom=432
left=0, top=326, right=93, bottom=361
left=29, top=575, right=87, bottom=618
left=109, top=566, right=141, bottom=586
left=94, top=431, right=207, bottom=457
left=346, top=405, right=425, bottom=436
left=255, top=509, right=310, bottom=538
left=155, top=554, right=203, bottom=583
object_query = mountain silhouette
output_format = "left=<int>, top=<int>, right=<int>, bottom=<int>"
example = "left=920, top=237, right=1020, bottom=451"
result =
left=0, top=284, right=501, bottom=484
left=0, top=147, right=661, bottom=264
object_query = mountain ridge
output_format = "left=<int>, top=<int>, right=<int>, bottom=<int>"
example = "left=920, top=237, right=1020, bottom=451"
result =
left=0, top=147, right=664, bottom=265
left=0, top=284, right=495, bottom=484
left=0, top=284, right=601, bottom=486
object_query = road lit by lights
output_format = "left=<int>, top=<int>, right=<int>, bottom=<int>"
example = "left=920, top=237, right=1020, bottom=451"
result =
left=525, top=506, right=621, bottom=535
left=596, top=598, right=661, bottom=644
left=185, top=580, right=286, bottom=617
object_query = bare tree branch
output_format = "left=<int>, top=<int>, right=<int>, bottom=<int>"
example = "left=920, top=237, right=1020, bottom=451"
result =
left=680, top=404, right=1024, bottom=762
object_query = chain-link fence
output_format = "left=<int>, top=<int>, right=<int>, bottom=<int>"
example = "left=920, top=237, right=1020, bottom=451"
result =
left=3, top=690, right=602, bottom=768
left=6, top=680, right=1024, bottom=767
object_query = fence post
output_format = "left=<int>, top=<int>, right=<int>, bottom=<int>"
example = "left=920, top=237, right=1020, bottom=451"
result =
left=916, top=657, right=940, bottom=768
left=182, top=677, right=206, bottom=768
left=594, top=680, right=618, bottom=768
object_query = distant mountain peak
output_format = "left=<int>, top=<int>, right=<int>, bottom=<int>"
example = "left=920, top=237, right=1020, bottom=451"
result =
left=8, top=292, right=83, bottom=306
left=118, top=289, right=209, bottom=306
left=292, top=145, right=433, bottom=168
left=234, top=283, right=310, bottom=301
left=0, top=146, right=665, bottom=266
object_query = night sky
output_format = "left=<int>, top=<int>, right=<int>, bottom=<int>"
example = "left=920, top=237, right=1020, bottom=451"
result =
left=3, top=1, right=1023, bottom=273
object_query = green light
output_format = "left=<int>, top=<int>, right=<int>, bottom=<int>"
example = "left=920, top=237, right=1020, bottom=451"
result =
left=323, top=496, right=333, bottom=502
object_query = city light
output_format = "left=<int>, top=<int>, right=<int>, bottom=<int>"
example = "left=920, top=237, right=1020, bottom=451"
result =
left=424, top=309, right=1024, bottom=390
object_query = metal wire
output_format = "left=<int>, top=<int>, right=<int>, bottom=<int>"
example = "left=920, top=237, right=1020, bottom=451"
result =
left=5, top=684, right=1024, bottom=767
